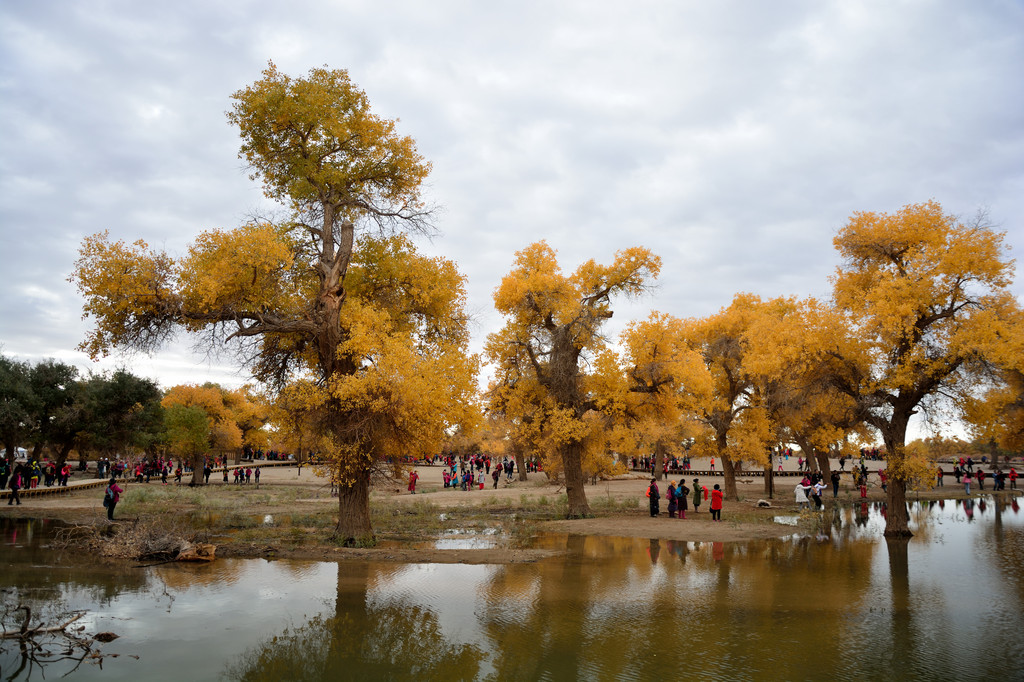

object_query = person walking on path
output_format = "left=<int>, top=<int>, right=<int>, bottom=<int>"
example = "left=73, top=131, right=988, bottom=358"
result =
left=103, top=477, right=124, bottom=521
left=710, top=484, right=723, bottom=521
left=7, top=465, right=24, bottom=506
left=647, top=478, right=660, bottom=517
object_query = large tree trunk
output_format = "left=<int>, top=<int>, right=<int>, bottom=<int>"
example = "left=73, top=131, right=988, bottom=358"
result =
left=336, top=473, right=372, bottom=545
left=511, top=441, right=528, bottom=482
left=190, top=453, right=203, bottom=486
left=722, top=455, right=739, bottom=501
left=814, top=449, right=832, bottom=478
left=562, top=439, right=591, bottom=518
left=653, top=440, right=666, bottom=481
left=764, top=450, right=774, bottom=498
left=715, top=429, right=739, bottom=501
left=882, top=422, right=912, bottom=537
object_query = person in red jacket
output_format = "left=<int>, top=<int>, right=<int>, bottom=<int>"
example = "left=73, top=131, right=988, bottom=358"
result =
left=710, top=483, right=723, bottom=521
left=408, top=470, right=419, bottom=494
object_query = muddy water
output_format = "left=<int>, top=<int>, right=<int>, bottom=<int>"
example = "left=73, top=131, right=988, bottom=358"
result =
left=3, top=497, right=1024, bottom=680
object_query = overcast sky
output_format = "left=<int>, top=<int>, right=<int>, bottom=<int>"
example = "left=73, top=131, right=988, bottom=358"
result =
left=2, top=1, right=1023, bottom=434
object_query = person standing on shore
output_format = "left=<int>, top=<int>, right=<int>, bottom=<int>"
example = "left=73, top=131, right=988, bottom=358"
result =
left=963, top=469, right=972, bottom=495
left=795, top=480, right=810, bottom=510
left=692, top=478, right=703, bottom=514
left=408, top=469, right=419, bottom=494
left=831, top=470, right=841, bottom=498
left=647, top=478, right=660, bottom=517
left=7, top=465, right=23, bottom=506
left=103, top=477, right=123, bottom=521
left=667, top=481, right=678, bottom=518
left=710, top=484, right=723, bottom=521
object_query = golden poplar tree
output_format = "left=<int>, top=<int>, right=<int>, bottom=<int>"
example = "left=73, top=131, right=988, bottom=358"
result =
left=744, top=298, right=866, bottom=479
left=680, top=294, right=794, bottom=500
left=827, top=201, right=1019, bottom=536
left=72, top=63, right=477, bottom=542
left=594, top=312, right=707, bottom=480
left=487, top=241, right=660, bottom=517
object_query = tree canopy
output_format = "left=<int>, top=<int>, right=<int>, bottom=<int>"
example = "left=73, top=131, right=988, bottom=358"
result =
left=487, top=241, right=661, bottom=517
left=72, top=63, right=475, bottom=542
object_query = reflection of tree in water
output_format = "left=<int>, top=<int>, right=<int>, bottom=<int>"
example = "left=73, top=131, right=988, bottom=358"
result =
left=479, top=532, right=883, bottom=680
left=222, top=563, right=483, bottom=682
left=978, top=497, right=1024, bottom=605
left=2, top=519, right=152, bottom=679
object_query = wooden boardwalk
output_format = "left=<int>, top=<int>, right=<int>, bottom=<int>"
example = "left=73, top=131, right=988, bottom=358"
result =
left=0, top=460, right=297, bottom=501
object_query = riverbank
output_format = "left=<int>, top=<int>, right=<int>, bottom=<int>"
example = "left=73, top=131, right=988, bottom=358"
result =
left=4, top=463, right=1019, bottom=563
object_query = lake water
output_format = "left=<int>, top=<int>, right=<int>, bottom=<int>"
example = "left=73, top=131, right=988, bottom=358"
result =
left=3, top=497, right=1023, bottom=680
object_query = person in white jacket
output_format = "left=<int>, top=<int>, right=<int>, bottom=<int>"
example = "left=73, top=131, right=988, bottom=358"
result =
left=794, top=482, right=810, bottom=510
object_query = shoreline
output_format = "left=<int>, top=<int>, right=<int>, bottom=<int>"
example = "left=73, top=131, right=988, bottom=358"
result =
left=5, top=463, right=1020, bottom=564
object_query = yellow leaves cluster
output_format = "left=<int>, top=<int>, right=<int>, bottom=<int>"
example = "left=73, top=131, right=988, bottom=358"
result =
left=162, top=383, right=257, bottom=452
left=178, top=223, right=296, bottom=321
left=487, top=242, right=660, bottom=491
left=833, top=201, right=1017, bottom=394
left=493, top=241, right=661, bottom=343
left=228, top=61, right=430, bottom=217
left=71, top=231, right=178, bottom=359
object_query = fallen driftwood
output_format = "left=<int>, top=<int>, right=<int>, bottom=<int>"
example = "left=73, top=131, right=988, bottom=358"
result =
left=176, top=542, right=216, bottom=562
left=55, top=520, right=217, bottom=563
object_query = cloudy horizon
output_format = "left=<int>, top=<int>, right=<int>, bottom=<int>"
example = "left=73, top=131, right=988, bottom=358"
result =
left=2, top=1, right=1022, bottom=440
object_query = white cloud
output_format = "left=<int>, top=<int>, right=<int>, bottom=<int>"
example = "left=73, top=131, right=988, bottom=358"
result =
left=1, top=0, right=1022, bottom=442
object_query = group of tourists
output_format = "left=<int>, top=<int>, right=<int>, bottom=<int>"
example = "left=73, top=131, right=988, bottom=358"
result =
left=795, top=474, right=828, bottom=510
left=632, top=455, right=695, bottom=475
left=230, top=466, right=260, bottom=485
left=438, top=455, right=518, bottom=491
left=646, top=477, right=724, bottom=521
left=0, top=458, right=74, bottom=490
left=954, top=465, right=1017, bottom=494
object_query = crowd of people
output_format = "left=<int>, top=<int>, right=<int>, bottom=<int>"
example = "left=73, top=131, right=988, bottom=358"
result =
left=645, top=477, right=724, bottom=521
left=435, top=454, right=522, bottom=491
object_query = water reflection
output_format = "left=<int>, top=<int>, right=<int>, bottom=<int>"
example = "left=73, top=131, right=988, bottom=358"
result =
left=4, top=498, right=1024, bottom=680
left=223, top=563, right=484, bottom=681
